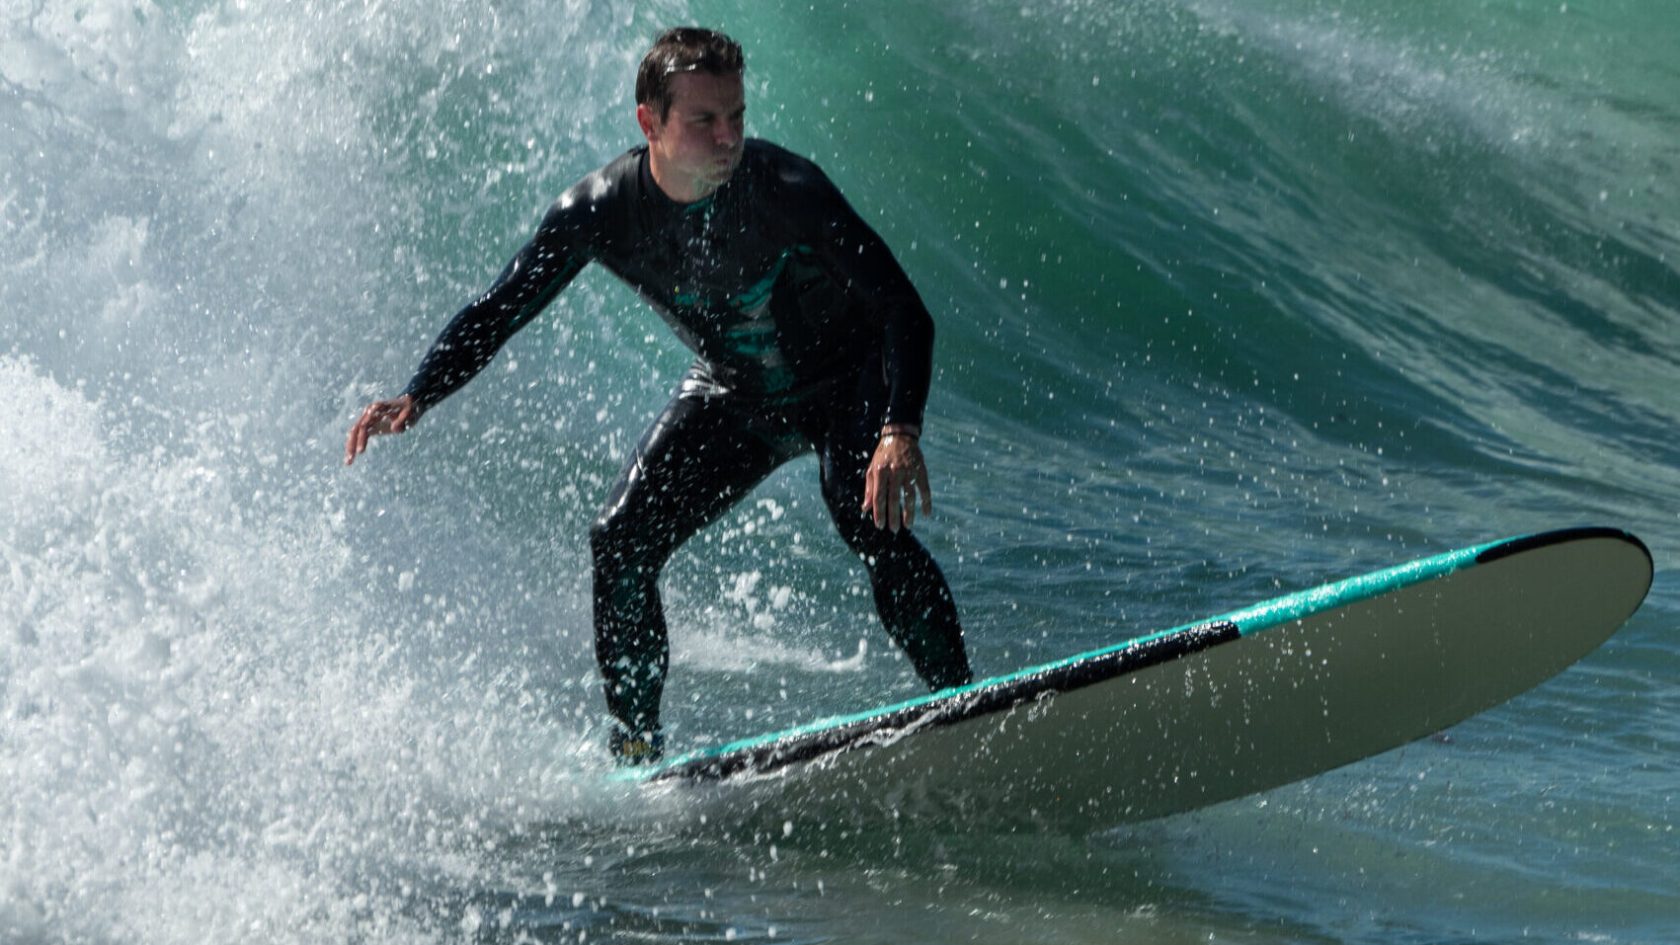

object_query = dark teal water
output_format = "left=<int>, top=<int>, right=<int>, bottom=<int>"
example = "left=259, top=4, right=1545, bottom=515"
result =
left=3, top=1, right=1676, bottom=942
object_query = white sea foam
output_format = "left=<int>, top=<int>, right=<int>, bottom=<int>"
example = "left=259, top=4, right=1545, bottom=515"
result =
left=0, top=1, right=650, bottom=939
left=0, top=352, right=621, bottom=940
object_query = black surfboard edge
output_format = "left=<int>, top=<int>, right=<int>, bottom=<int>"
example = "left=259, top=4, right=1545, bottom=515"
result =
left=651, top=619, right=1242, bottom=784
left=1474, top=524, right=1650, bottom=568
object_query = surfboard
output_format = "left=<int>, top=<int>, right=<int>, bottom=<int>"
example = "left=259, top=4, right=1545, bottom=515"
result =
left=618, top=527, right=1654, bottom=831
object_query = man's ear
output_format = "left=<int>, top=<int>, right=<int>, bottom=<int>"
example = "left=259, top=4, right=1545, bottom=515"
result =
left=636, top=102, right=659, bottom=143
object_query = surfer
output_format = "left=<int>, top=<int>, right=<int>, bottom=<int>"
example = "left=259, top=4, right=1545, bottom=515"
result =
left=344, top=27, right=972, bottom=763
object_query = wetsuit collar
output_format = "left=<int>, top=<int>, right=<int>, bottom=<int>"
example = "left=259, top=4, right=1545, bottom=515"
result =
left=638, top=145, right=724, bottom=216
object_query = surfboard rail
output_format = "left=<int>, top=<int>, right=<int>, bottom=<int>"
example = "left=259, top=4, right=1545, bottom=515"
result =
left=619, top=526, right=1654, bottom=828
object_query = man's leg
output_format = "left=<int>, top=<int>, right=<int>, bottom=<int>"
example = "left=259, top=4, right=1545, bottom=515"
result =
left=813, top=368, right=972, bottom=691
left=589, top=391, right=791, bottom=756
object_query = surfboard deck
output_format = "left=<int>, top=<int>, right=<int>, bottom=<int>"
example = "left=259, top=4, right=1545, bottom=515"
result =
left=617, top=527, right=1654, bottom=831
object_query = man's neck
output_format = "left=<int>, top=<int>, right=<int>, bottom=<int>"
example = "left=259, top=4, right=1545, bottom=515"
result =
left=646, top=154, right=716, bottom=205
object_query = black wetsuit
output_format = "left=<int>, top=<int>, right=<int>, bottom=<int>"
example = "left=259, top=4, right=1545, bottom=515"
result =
left=403, top=139, right=972, bottom=739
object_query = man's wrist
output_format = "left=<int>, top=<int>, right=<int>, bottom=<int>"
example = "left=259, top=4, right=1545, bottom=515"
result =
left=880, top=422, right=921, bottom=440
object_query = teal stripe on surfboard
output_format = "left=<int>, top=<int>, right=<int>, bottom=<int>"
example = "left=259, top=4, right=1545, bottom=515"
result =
left=614, top=531, right=1543, bottom=783
left=1220, top=539, right=1497, bottom=636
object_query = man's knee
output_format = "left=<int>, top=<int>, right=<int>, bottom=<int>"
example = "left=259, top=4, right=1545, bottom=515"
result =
left=588, top=513, right=622, bottom=567
left=591, top=507, right=655, bottom=573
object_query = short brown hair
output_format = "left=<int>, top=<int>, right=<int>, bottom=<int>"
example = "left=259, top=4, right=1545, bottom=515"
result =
left=635, top=28, right=744, bottom=121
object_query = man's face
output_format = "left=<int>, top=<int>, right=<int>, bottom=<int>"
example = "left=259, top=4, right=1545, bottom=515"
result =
left=639, top=70, right=746, bottom=199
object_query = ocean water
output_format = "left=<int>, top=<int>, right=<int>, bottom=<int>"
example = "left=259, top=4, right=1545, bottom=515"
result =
left=2, top=0, right=1676, bottom=942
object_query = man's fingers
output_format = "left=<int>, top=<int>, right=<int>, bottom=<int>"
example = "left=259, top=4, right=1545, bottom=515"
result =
left=862, top=438, right=933, bottom=532
left=345, top=399, right=413, bottom=466
left=883, top=466, right=925, bottom=532
left=345, top=412, right=370, bottom=465
left=885, top=474, right=903, bottom=533
left=873, top=467, right=891, bottom=529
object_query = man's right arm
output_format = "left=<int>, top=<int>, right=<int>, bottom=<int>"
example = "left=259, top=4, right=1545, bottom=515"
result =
left=401, top=198, right=595, bottom=413
left=344, top=185, right=600, bottom=466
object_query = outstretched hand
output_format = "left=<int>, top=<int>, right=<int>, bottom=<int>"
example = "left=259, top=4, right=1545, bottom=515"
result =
left=344, top=394, right=419, bottom=465
left=862, top=431, right=933, bottom=532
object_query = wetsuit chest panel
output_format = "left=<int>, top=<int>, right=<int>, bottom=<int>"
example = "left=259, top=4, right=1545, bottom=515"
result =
left=594, top=160, right=836, bottom=396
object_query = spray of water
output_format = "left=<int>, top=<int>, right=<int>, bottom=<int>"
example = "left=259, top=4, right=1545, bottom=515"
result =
left=1, top=2, right=680, bottom=939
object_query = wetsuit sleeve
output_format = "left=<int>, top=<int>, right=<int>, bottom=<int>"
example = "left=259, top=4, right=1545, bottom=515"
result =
left=401, top=194, right=595, bottom=414
left=789, top=162, right=935, bottom=431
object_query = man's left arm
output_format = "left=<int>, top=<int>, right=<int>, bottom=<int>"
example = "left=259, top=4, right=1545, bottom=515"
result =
left=797, top=163, right=937, bottom=532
